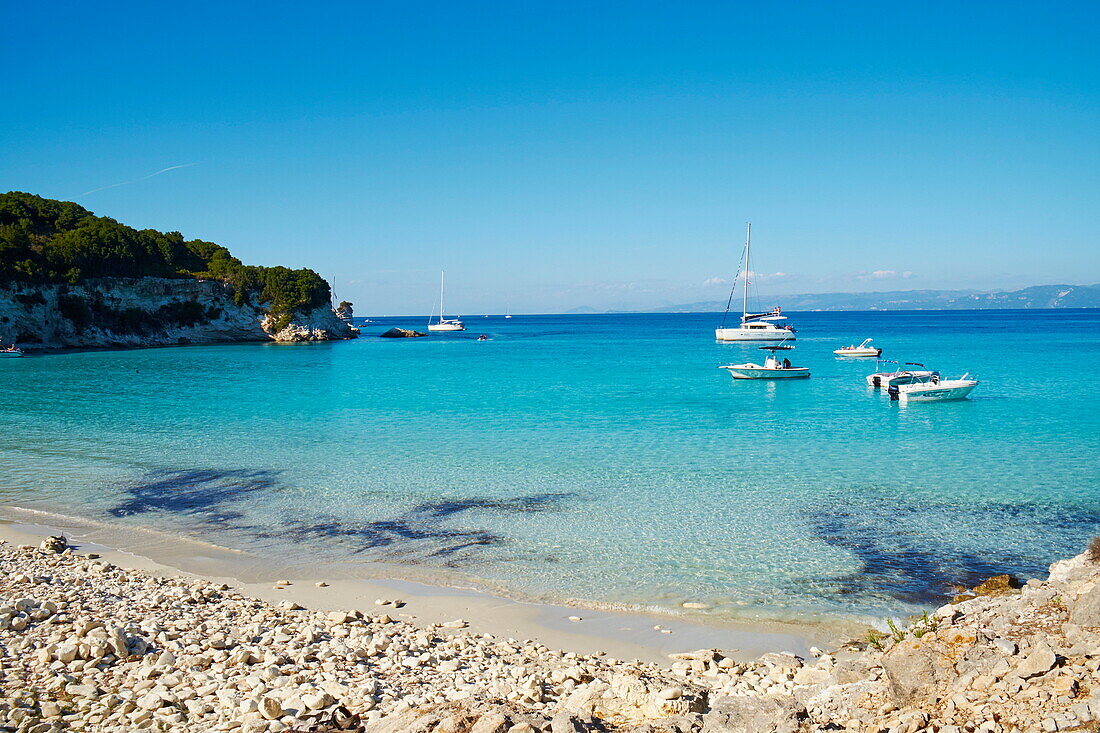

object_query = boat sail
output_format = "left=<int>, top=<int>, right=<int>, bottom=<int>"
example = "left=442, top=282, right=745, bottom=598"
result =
left=427, top=271, right=465, bottom=332
left=714, top=223, right=796, bottom=342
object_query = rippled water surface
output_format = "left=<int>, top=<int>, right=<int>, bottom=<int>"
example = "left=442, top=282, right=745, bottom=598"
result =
left=2, top=310, right=1098, bottom=623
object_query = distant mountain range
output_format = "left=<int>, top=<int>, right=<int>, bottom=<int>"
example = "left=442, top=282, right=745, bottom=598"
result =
left=567, top=284, right=1100, bottom=314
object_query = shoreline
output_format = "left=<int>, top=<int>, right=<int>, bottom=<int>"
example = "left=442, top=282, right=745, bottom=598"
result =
left=1, top=514, right=1093, bottom=731
left=0, top=505, right=849, bottom=665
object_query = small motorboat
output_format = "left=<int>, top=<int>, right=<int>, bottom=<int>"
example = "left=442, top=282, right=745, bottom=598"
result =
left=896, top=373, right=979, bottom=403
left=477, top=334, right=489, bottom=341
left=834, top=338, right=882, bottom=357
left=866, top=361, right=939, bottom=388
left=0, top=345, right=23, bottom=358
left=720, top=344, right=810, bottom=380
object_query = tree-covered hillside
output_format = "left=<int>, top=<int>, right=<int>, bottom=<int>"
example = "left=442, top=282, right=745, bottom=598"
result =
left=0, top=192, right=330, bottom=317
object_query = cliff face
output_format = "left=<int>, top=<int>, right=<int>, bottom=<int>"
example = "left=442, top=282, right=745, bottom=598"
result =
left=0, top=278, right=357, bottom=349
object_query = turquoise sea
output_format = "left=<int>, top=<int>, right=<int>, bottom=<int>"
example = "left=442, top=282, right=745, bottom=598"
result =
left=2, top=310, right=1098, bottom=626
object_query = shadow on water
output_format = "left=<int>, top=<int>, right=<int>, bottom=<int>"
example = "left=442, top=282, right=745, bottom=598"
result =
left=108, top=469, right=279, bottom=527
left=108, top=469, right=573, bottom=566
left=811, top=496, right=1100, bottom=605
left=269, top=494, right=574, bottom=566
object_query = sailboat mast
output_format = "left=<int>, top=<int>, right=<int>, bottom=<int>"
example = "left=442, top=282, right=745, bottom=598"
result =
left=440, top=270, right=445, bottom=320
left=742, top=222, right=751, bottom=319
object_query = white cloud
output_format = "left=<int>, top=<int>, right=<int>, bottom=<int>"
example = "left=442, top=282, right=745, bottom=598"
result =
left=705, top=271, right=788, bottom=287
left=854, top=270, right=916, bottom=281
left=744, top=270, right=788, bottom=282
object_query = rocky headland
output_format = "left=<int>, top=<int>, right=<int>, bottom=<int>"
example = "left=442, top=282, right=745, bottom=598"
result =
left=2, top=535, right=1098, bottom=733
left=0, top=278, right=356, bottom=349
left=0, top=192, right=357, bottom=350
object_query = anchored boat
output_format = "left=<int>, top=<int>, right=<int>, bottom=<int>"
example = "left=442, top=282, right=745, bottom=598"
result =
left=834, top=338, right=882, bottom=357
left=427, top=271, right=465, bottom=332
left=719, top=344, right=810, bottom=380
left=866, top=361, right=939, bottom=388
left=897, top=374, right=979, bottom=403
left=714, top=224, right=797, bottom=342
left=0, top=345, right=23, bottom=358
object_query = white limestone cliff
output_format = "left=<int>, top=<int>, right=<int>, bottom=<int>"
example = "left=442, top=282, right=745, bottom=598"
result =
left=0, top=277, right=357, bottom=349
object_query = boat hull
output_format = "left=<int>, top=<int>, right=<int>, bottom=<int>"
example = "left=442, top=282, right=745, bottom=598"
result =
left=0, top=351, right=23, bottom=358
left=898, top=380, right=978, bottom=403
left=721, top=365, right=810, bottom=379
left=427, top=323, right=465, bottom=332
left=715, top=328, right=795, bottom=342
left=834, top=348, right=882, bottom=357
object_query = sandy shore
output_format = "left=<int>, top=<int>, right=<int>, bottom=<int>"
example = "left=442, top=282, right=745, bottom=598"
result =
left=0, top=506, right=844, bottom=665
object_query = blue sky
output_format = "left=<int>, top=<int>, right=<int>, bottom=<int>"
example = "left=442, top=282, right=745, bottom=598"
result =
left=3, top=1, right=1098, bottom=314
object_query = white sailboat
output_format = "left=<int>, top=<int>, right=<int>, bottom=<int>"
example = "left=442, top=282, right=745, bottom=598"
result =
left=714, top=223, right=796, bottom=341
left=427, top=271, right=465, bottom=332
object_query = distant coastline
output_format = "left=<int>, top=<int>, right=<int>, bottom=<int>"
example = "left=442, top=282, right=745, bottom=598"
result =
left=566, top=283, right=1100, bottom=314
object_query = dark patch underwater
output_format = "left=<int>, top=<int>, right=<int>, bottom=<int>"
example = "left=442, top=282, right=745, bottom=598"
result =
left=108, top=469, right=573, bottom=566
left=810, top=495, right=1100, bottom=605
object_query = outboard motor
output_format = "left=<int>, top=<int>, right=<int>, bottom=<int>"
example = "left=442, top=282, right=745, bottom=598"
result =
left=888, top=385, right=900, bottom=401
left=872, top=375, right=881, bottom=388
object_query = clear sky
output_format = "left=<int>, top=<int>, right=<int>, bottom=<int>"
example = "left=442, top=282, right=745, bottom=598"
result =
left=3, top=1, right=1098, bottom=314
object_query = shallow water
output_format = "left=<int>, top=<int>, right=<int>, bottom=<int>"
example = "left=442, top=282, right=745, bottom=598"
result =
left=2, top=310, right=1098, bottom=624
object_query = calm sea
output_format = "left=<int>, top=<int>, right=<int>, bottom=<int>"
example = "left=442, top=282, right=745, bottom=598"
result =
left=2, top=310, right=1098, bottom=625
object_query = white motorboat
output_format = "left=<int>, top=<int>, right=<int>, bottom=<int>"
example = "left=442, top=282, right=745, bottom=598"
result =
left=720, top=345, right=810, bottom=380
left=714, top=223, right=797, bottom=342
left=834, top=338, right=882, bottom=357
left=427, top=271, right=465, bottom=332
left=897, top=373, right=979, bottom=403
left=866, top=361, right=939, bottom=388
left=0, top=345, right=23, bottom=358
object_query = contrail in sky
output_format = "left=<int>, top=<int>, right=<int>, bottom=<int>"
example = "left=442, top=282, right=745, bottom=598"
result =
left=78, top=162, right=202, bottom=197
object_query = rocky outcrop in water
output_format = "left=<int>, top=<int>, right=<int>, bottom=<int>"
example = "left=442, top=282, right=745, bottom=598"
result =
left=380, top=327, right=427, bottom=338
left=0, top=277, right=357, bottom=349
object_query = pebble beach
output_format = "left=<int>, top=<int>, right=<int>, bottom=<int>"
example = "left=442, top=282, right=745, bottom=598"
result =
left=3, top=523, right=1099, bottom=732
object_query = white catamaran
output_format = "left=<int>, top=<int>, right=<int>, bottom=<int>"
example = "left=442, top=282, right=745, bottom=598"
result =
left=427, top=271, right=465, bottom=332
left=714, top=223, right=796, bottom=342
